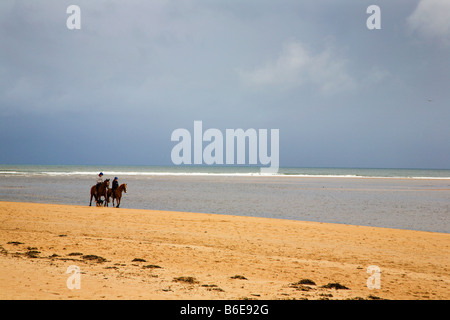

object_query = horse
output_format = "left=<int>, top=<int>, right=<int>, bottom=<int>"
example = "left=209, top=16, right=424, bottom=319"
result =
left=111, top=183, right=127, bottom=208
left=89, top=179, right=110, bottom=207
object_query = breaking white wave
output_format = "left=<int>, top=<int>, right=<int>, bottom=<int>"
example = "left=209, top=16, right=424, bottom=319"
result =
left=1, top=166, right=449, bottom=179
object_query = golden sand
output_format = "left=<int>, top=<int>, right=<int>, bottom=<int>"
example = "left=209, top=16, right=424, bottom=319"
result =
left=0, top=201, right=448, bottom=300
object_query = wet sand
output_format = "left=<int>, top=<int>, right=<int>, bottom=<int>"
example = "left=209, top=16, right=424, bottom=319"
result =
left=0, top=201, right=448, bottom=300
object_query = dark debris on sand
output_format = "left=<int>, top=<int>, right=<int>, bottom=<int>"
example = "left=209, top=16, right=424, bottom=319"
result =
left=7, top=241, right=24, bottom=246
left=291, top=279, right=316, bottom=286
left=321, top=282, right=349, bottom=290
left=82, top=255, right=107, bottom=263
left=173, top=276, right=199, bottom=284
left=230, top=275, right=248, bottom=280
left=142, top=264, right=162, bottom=269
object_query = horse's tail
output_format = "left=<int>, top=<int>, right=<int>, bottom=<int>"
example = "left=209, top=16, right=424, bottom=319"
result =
left=89, top=187, right=94, bottom=206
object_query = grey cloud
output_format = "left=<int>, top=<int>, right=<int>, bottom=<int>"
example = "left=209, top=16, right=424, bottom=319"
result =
left=0, top=0, right=448, bottom=168
left=407, top=0, right=450, bottom=44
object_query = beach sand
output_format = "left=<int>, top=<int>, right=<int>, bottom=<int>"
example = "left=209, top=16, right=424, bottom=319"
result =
left=0, top=201, right=448, bottom=300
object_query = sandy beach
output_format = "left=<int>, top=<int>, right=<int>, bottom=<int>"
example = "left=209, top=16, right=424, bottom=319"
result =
left=0, top=201, right=448, bottom=300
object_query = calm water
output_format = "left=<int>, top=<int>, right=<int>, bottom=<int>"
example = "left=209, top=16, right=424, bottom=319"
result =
left=0, top=165, right=449, bottom=233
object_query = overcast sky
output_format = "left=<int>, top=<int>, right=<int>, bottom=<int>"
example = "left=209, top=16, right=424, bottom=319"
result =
left=0, top=0, right=449, bottom=168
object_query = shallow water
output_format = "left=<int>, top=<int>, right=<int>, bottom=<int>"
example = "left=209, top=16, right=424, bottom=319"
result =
left=0, top=167, right=449, bottom=233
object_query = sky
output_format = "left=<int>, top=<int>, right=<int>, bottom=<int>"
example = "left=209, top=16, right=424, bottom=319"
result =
left=0, top=0, right=449, bottom=168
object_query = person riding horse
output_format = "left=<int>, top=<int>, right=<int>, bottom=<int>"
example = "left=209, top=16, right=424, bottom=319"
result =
left=96, top=172, right=104, bottom=195
left=90, top=177, right=110, bottom=206
left=92, top=172, right=107, bottom=206
left=112, top=177, right=119, bottom=195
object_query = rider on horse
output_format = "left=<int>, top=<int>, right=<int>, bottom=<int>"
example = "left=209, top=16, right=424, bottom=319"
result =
left=96, top=172, right=103, bottom=195
left=112, top=177, right=119, bottom=196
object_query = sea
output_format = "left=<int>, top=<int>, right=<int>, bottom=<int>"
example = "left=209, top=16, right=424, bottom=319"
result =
left=0, top=165, right=449, bottom=233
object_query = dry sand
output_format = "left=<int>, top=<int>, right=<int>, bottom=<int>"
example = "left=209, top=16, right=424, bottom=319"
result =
left=0, top=201, right=448, bottom=300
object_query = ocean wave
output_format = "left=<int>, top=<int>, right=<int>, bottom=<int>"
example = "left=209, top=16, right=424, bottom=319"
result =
left=0, top=170, right=266, bottom=177
left=1, top=170, right=449, bottom=179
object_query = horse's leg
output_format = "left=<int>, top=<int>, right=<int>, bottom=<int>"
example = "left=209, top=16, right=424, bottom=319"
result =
left=95, top=192, right=100, bottom=206
left=100, top=192, right=104, bottom=207
left=116, top=196, right=120, bottom=208
left=104, top=191, right=108, bottom=207
left=93, top=190, right=98, bottom=206
left=98, top=189, right=102, bottom=207
left=106, top=191, right=110, bottom=207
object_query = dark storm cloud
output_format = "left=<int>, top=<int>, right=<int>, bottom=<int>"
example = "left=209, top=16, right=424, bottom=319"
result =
left=0, top=0, right=449, bottom=168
